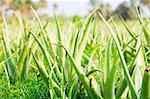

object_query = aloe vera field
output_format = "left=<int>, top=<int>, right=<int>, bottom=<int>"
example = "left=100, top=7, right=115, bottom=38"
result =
left=0, top=4, right=150, bottom=99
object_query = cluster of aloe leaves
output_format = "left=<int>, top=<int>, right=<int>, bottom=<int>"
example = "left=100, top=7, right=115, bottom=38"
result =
left=0, top=8, right=149, bottom=98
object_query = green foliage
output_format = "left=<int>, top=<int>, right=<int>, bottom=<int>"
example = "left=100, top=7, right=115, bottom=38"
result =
left=0, top=8, right=149, bottom=98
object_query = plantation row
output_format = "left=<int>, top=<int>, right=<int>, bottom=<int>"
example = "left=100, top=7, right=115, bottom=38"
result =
left=0, top=8, right=149, bottom=98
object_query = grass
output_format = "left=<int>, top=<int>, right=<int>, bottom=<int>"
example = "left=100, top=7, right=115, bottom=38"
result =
left=0, top=8, right=149, bottom=98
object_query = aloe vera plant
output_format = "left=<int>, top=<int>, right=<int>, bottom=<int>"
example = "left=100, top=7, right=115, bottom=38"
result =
left=0, top=7, right=149, bottom=98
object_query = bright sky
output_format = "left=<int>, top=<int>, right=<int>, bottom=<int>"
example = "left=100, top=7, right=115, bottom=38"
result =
left=35, top=0, right=129, bottom=1
left=36, top=0, right=130, bottom=17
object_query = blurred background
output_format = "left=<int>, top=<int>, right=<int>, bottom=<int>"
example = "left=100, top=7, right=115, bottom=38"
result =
left=0, top=0, right=150, bottom=20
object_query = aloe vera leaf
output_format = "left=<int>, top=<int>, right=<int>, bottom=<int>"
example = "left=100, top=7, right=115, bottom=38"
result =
left=116, top=45, right=142, bottom=98
left=74, top=12, right=93, bottom=66
left=61, top=44, right=103, bottom=99
left=120, top=17, right=137, bottom=40
left=27, top=29, right=59, bottom=83
left=32, top=53, right=49, bottom=86
left=98, top=12, right=138, bottom=99
left=33, top=53, right=61, bottom=97
left=140, top=68, right=150, bottom=99
left=17, top=35, right=32, bottom=77
left=1, top=20, right=17, bottom=81
left=106, top=37, right=113, bottom=78
left=54, top=13, right=64, bottom=70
